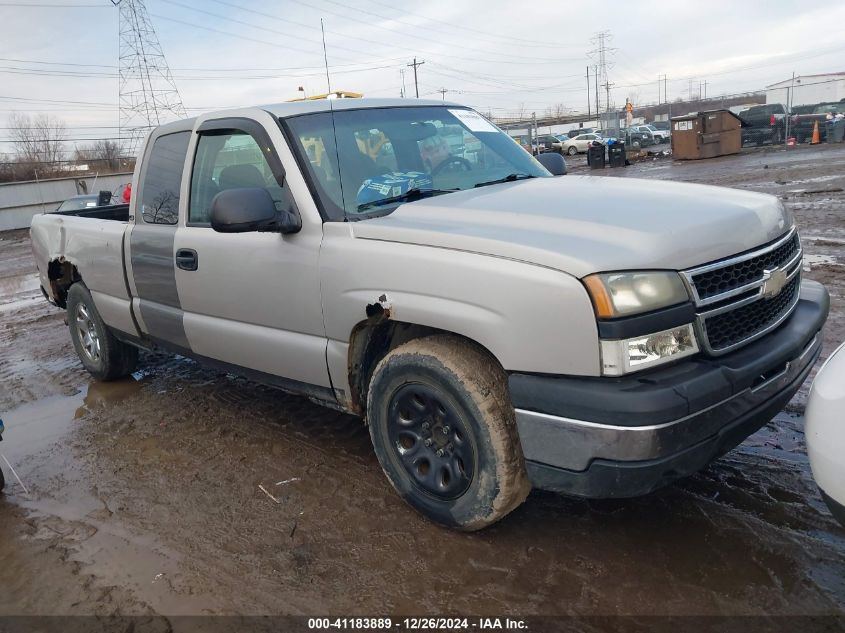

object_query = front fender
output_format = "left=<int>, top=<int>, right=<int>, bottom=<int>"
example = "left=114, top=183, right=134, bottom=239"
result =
left=321, top=224, right=600, bottom=382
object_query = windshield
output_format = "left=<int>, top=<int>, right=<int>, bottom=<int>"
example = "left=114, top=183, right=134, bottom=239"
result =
left=285, top=106, right=550, bottom=220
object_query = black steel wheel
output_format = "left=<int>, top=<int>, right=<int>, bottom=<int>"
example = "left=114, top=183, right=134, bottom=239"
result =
left=367, top=335, right=530, bottom=531
left=387, top=382, right=476, bottom=500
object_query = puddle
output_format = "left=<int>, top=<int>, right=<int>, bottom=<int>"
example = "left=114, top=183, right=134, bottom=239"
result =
left=804, top=253, right=839, bottom=270
left=0, top=379, right=143, bottom=468
left=0, top=273, right=43, bottom=314
left=802, top=235, right=845, bottom=245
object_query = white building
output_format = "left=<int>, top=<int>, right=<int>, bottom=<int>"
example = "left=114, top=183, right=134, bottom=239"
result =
left=766, top=72, right=845, bottom=107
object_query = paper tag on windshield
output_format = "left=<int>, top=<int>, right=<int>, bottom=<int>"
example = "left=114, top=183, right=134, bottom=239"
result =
left=449, top=109, right=497, bottom=133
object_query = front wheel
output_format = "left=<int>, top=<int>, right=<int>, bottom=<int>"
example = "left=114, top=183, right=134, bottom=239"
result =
left=67, top=283, right=138, bottom=381
left=366, top=335, right=530, bottom=530
left=567, top=146, right=578, bottom=156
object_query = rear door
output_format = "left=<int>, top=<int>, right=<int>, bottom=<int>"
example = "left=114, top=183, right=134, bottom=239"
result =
left=125, top=126, right=193, bottom=350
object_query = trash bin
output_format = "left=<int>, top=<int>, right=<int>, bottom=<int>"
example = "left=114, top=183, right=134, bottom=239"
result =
left=588, top=143, right=605, bottom=169
left=826, top=120, right=845, bottom=143
left=608, top=142, right=626, bottom=167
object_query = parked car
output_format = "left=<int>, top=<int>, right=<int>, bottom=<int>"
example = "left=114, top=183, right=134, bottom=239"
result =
left=53, top=194, right=103, bottom=213
left=30, top=98, right=828, bottom=530
left=533, top=134, right=564, bottom=154
left=739, top=103, right=787, bottom=146
left=621, top=127, right=653, bottom=147
left=647, top=120, right=671, bottom=133
left=805, top=340, right=845, bottom=528
left=567, top=127, right=595, bottom=138
left=790, top=102, right=842, bottom=143
left=562, top=132, right=603, bottom=155
left=633, top=124, right=669, bottom=144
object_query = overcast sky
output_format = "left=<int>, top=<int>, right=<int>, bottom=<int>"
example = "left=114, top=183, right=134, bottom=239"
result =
left=1, top=0, right=844, bottom=153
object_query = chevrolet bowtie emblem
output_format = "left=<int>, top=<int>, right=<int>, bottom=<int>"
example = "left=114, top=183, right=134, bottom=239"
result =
left=761, top=268, right=788, bottom=299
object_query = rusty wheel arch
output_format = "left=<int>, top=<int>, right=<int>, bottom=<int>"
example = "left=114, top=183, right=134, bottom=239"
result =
left=47, top=258, right=81, bottom=309
left=346, top=316, right=496, bottom=418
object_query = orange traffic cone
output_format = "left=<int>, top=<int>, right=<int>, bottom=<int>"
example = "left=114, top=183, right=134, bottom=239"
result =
left=811, top=120, right=820, bottom=144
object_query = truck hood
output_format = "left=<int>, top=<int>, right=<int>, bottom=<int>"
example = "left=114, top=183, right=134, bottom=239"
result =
left=350, top=175, right=792, bottom=278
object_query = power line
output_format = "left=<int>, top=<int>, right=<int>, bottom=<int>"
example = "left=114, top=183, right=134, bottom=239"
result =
left=347, top=0, right=575, bottom=48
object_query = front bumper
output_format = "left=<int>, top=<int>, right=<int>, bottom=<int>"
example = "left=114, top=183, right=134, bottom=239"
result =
left=509, top=280, right=829, bottom=498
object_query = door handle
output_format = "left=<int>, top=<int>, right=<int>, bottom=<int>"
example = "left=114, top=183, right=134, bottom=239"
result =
left=175, top=248, right=198, bottom=271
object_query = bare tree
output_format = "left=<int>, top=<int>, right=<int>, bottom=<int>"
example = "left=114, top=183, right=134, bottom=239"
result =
left=544, top=103, right=567, bottom=120
left=74, top=140, right=122, bottom=172
left=7, top=112, right=67, bottom=179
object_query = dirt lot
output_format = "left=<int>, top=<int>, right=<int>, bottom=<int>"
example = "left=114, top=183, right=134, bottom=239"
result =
left=1, top=143, right=844, bottom=622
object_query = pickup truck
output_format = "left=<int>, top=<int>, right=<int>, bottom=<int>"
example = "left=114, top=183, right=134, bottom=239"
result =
left=739, top=103, right=787, bottom=146
left=30, top=98, right=829, bottom=530
left=790, top=102, right=843, bottom=143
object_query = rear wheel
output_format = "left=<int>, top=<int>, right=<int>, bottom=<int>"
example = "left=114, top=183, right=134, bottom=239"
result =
left=567, top=146, right=577, bottom=156
left=366, top=335, right=530, bottom=531
left=67, top=283, right=138, bottom=381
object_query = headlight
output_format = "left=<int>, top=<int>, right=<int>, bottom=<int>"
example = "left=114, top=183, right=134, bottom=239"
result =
left=600, top=324, right=699, bottom=376
left=583, top=271, right=689, bottom=318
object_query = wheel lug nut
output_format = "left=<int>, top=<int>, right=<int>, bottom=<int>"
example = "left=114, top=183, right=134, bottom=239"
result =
left=422, top=422, right=430, bottom=430
left=441, top=426, right=450, bottom=435
left=436, top=449, right=445, bottom=457
left=424, top=439, right=433, bottom=447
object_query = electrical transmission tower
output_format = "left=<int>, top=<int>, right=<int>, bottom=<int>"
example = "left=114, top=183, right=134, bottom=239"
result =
left=112, top=0, right=186, bottom=157
left=588, top=31, right=616, bottom=113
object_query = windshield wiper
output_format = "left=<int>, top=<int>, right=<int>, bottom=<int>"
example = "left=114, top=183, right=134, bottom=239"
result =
left=473, top=173, right=535, bottom=188
left=356, top=187, right=456, bottom=212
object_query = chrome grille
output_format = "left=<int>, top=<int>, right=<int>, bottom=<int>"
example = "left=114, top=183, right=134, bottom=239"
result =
left=682, top=228, right=803, bottom=355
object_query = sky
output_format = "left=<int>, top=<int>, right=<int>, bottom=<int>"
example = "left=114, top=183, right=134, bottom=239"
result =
left=1, top=0, right=844, bottom=155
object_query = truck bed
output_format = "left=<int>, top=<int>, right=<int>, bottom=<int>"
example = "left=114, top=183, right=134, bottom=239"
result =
left=49, top=203, right=130, bottom=222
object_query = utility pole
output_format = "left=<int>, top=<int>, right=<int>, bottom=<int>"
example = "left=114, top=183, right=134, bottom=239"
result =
left=594, top=65, right=600, bottom=117
left=785, top=71, right=795, bottom=145
left=586, top=66, right=591, bottom=117
left=664, top=75, right=668, bottom=105
left=437, top=88, right=447, bottom=101
left=400, top=69, right=406, bottom=98
left=704, top=80, right=707, bottom=100
left=408, top=57, right=424, bottom=98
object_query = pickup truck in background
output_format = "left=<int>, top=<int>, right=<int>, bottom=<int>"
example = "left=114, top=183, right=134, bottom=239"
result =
left=790, top=101, right=843, bottom=143
left=739, top=103, right=787, bottom=146
left=30, top=98, right=829, bottom=530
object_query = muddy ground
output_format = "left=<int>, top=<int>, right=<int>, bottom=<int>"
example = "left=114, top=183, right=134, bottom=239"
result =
left=0, top=143, right=844, bottom=621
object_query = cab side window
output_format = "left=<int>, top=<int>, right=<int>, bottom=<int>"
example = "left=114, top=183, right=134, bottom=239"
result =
left=188, top=130, right=294, bottom=226
left=139, top=131, right=191, bottom=225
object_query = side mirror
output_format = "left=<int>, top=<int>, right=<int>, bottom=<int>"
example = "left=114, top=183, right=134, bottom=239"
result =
left=209, top=187, right=301, bottom=234
left=537, top=152, right=567, bottom=176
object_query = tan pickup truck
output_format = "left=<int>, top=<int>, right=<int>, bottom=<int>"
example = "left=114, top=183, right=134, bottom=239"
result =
left=30, top=98, right=828, bottom=530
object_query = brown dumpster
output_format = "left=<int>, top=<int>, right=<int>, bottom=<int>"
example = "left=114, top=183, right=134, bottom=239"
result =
left=671, top=109, right=743, bottom=160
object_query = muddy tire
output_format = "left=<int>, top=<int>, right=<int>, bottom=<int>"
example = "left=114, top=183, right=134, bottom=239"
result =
left=0, top=466, right=4, bottom=492
left=67, top=283, right=138, bottom=381
left=366, top=335, right=530, bottom=531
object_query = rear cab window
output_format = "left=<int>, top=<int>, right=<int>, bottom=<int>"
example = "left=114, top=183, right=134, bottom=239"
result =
left=139, top=131, right=191, bottom=225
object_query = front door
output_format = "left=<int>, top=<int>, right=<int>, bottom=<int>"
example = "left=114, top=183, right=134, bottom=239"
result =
left=172, top=115, right=330, bottom=392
